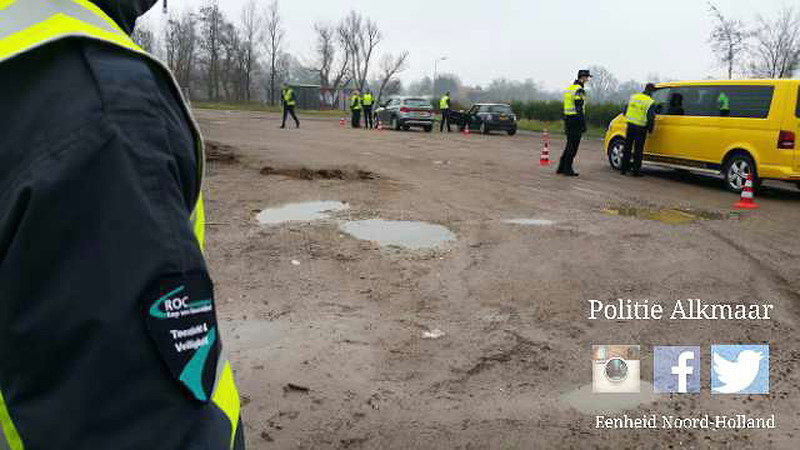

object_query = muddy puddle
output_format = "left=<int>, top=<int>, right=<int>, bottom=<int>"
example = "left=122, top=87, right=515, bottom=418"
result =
left=601, top=206, right=726, bottom=225
left=503, top=219, right=557, bottom=226
left=340, top=220, right=456, bottom=250
left=561, top=382, right=658, bottom=415
left=256, top=201, right=349, bottom=225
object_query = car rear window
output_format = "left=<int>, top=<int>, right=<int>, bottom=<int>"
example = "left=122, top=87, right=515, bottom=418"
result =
left=404, top=99, right=430, bottom=107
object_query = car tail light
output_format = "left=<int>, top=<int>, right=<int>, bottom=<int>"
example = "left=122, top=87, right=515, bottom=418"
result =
left=778, top=130, right=796, bottom=149
left=399, top=107, right=410, bottom=113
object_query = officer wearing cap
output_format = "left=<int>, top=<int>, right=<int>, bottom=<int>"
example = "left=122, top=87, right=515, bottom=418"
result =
left=558, top=69, right=592, bottom=176
left=620, top=83, right=657, bottom=177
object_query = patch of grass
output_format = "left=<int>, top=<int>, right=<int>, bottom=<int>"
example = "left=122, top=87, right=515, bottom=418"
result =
left=194, top=102, right=344, bottom=117
left=516, top=119, right=606, bottom=139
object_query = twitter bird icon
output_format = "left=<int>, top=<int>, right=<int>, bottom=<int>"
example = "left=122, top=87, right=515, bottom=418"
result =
left=712, top=345, right=769, bottom=394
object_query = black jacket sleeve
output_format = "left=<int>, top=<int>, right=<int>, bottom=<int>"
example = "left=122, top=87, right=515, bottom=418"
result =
left=0, top=42, right=234, bottom=449
left=647, top=104, right=657, bottom=133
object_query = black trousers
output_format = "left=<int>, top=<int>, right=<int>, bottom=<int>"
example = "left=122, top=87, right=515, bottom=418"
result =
left=363, top=106, right=373, bottom=128
left=621, top=123, right=647, bottom=174
left=282, top=105, right=299, bottom=127
left=558, top=120, right=583, bottom=173
left=440, top=109, right=451, bottom=132
left=351, top=109, right=361, bottom=128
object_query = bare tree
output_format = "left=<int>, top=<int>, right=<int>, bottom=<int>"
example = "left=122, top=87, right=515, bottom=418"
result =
left=375, top=51, right=409, bottom=103
left=338, top=11, right=382, bottom=92
left=238, top=0, right=261, bottom=102
left=132, top=22, right=156, bottom=54
left=264, top=0, right=285, bottom=106
left=165, top=9, right=198, bottom=95
left=198, top=0, right=225, bottom=101
left=748, top=7, right=800, bottom=78
left=313, top=22, right=335, bottom=88
left=587, top=65, right=620, bottom=103
left=708, top=2, right=750, bottom=79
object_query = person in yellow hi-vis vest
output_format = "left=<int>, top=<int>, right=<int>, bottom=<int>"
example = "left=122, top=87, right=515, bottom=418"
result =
left=558, top=69, right=592, bottom=176
left=620, top=83, right=657, bottom=177
left=0, top=1, right=244, bottom=449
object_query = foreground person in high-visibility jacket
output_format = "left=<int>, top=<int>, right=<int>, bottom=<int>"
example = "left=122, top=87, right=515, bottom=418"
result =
left=0, top=1, right=245, bottom=449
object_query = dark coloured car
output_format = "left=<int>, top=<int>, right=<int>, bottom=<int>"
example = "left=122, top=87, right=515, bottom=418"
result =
left=374, top=96, right=435, bottom=132
left=450, top=103, right=518, bottom=135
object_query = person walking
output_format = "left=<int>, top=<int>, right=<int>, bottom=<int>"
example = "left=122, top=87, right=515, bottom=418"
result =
left=281, top=83, right=300, bottom=128
left=620, top=83, right=657, bottom=177
left=440, top=91, right=452, bottom=132
left=557, top=70, right=592, bottom=176
left=0, top=1, right=244, bottom=448
left=362, top=90, right=375, bottom=129
left=350, top=90, right=362, bottom=128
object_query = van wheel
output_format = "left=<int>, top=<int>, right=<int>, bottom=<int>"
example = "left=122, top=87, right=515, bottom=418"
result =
left=391, top=117, right=401, bottom=131
left=724, top=153, right=757, bottom=193
left=607, top=137, right=624, bottom=171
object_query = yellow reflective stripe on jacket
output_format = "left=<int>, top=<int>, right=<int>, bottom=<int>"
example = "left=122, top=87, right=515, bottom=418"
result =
left=625, top=93, right=654, bottom=126
left=212, top=361, right=241, bottom=450
left=362, top=94, right=373, bottom=106
left=564, top=84, right=582, bottom=115
left=440, top=96, right=449, bottom=109
left=0, top=390, right=22, bottom=450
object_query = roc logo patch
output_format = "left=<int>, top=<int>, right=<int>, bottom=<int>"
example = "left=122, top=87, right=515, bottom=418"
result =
left=144, top=272, right=220, bottom=403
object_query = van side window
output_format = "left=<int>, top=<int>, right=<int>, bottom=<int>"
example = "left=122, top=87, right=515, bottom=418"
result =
left=651, top=88, right=671, bottom=115
left=716, top=86, right=774, bottom=119
left=664, top=87, right=718, bottom=117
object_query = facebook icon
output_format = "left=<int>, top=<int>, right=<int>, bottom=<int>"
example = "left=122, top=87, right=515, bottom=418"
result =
left=654, top=346, right=701, bottom=394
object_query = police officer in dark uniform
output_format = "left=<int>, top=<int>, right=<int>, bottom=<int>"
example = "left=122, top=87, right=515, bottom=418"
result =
left=558, top=69, right=591, bottom=176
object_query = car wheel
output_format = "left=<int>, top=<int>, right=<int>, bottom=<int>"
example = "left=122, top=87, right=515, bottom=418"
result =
left=507, top=129, right=517, bottom=136
left=402, top=125, right=410, bottom=131
left=724, top=153, right=757, bottom=193
left=391, top=116, right=400, bottom=131
left=424, top=126, right=433, bottom=133
left=607, top=137, right=624, bottom=171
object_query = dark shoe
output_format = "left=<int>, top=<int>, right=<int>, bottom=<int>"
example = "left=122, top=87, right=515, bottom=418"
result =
left=565, top=172, right=580, bottom=177
left=632, top=172, right=644, bottom=177
left=620, top=171, right=627, bottom=176
left=279, top=125, right=286, bottom=129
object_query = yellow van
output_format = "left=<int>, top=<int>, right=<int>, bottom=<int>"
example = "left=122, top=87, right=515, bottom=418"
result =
left=604, top=79, right=800, bottom=192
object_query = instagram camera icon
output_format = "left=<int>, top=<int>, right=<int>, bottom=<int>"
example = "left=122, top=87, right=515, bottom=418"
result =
left=653, top=346, right=701, bottom=394
left=593, top=345, right=641, bottom=393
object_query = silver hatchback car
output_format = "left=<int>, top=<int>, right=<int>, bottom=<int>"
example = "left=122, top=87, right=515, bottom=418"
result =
left=374, top=96, right=435, bottom=132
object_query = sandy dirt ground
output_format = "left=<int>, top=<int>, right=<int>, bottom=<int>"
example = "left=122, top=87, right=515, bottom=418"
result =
left=195, top=109, right=800, bottom=449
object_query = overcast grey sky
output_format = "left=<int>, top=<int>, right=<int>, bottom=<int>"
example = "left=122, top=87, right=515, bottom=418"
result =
left=142, top=0, right=791, bottom=91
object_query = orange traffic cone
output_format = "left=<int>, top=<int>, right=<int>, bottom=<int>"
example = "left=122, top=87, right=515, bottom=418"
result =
left=376, top=119, right=382, bottom=131
left=540, top=129, right=551, bottom=166
left=463, top=124, right=470, bottom=136
left=340, top=117, right=345, bottom=127
left=734, top=173, right=760, bottom=209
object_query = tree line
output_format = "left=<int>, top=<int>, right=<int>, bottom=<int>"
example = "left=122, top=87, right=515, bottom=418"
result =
left=132, top=0, right=409, bottom=106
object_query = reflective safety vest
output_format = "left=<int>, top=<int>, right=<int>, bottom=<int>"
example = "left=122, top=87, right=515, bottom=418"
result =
left=362, top=93, right=373, bottom=106
left=625, top=93, right=655, bottom=127
left=351, top=94, right=362, bottom=110
left=564, top=83, right=585, bottom=116
left=440, top=95, right=450, bottom=110
left=0, top=1, right=240, bottom=448
left=283, top=88, right=296, bottom=106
